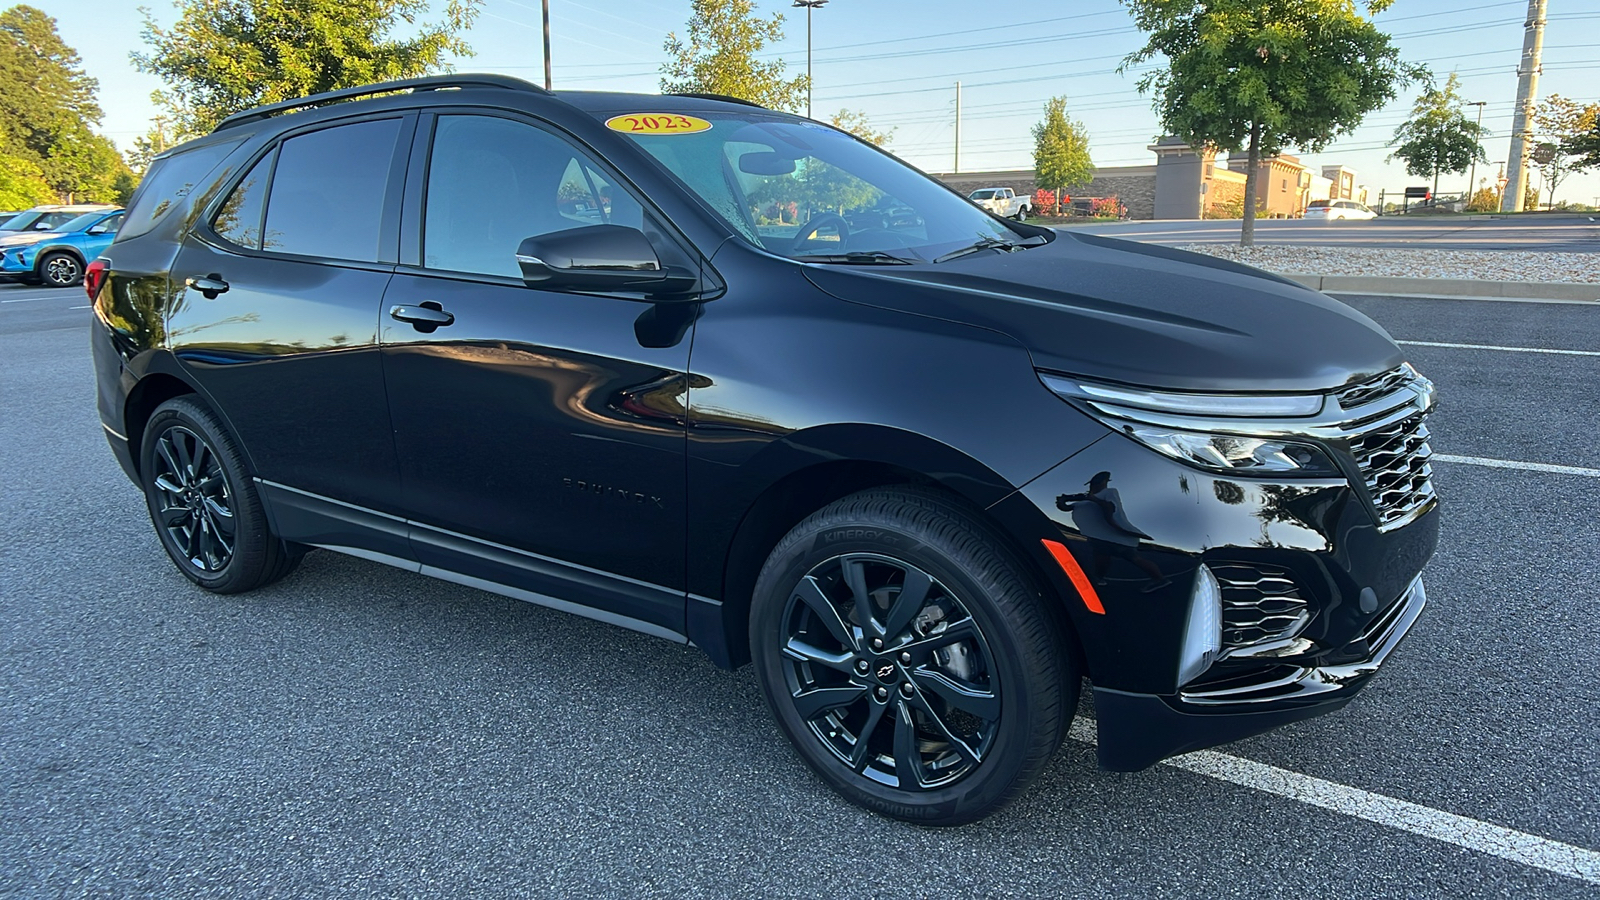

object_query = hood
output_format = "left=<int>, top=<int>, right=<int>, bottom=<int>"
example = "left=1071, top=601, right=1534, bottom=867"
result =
left=0, top=231, right=54, bottom=249
left=801, top=231, right=1402, bottom=393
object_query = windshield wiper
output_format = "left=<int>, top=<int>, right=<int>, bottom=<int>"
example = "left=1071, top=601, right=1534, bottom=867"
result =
left=932, top=234, right=1047, bottom=264
left=794, top=250, right=915, bottom=265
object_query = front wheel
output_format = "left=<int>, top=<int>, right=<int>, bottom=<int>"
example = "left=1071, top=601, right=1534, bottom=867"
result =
left=39, top=252, right=82, bottom=287
left=139, top=396, right=303, bottom=593
left=751, top=487, right=1074, bottom=825
left=1013, top=206, right=1028, bottom=222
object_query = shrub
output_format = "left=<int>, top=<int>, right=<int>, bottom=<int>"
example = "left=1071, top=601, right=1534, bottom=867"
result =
left=1032, top=188, right=1063, bottom=217
left=1090, top=195, right=1125, bottom=219
left=1465, top=187, right=1498, bottom=212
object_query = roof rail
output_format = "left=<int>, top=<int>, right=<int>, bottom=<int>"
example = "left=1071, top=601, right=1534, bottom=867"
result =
left=666, top=92, right=769, bottom=110
left=211, top=74, right=546, bottom=133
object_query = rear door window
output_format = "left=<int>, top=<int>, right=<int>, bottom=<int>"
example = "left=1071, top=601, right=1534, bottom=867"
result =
left=212, top=148, right=276, bottom=250
left=261, top=118, right=401, bottom=262
left=120, top=138, right=245, bottom=241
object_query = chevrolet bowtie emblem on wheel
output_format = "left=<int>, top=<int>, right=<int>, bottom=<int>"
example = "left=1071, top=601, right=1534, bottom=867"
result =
left=877, top=664, right=895, bottom=680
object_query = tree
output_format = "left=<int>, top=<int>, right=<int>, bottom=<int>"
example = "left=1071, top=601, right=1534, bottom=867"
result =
left=1388, top=73, right=1488, bottom=198
left=1531, top=94, right=1600, bottom=205
left=1031, top=97, right=1093, bottom=213
left=661, top=0, right=808, bottom=112
left=830, top=109, right=893, bottom=147
left=132, top=0, right=483, bottom=136
left=1123, top=0, right=1421, bottom=246
left=1568, top=121, right=1600, bottom=173
left=0, top=5, right=130, bottom=202
left=0, top=133, right=53, bottom=209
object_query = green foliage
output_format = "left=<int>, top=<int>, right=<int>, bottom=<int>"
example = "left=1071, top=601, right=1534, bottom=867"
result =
left=829, top=109, right=893, bottom=147
left=111, top=170, right=141, bottom=206
left=1031, top=97, right=1093, bottom=194
left=1388, top=73, right=1488, bottom=193
left=661, top=0, right=807, bottom=112
left=1465, top=186, right=1498, bottom=212
left=1569, top=122, right=1600, bottom=173
left=1122, top=0, right=1421, bottom=245
left=0, top=4, right=130, bottom=202
left=1531, top=94, right=1600, bottom=203
left=132, top=0, right=483, bottom=136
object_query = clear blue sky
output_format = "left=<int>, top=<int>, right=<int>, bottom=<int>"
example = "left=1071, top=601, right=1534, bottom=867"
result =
left=27, top=0, right=1600, bottom=204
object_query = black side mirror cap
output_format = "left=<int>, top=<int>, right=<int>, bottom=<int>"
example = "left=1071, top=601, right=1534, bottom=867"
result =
left=517, top=225, right=698, bottom=300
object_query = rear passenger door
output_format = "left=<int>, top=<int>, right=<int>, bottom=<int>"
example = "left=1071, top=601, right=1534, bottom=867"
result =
left=170, top=113, right=415, bottom=559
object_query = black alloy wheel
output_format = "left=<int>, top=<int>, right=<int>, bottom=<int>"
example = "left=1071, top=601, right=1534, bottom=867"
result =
left=752, top=487, right=1073, bottom=826
left=139, top=397, right=303, bottom=593
left=150, top=424, right=235, bottom=573
left=780, top=553, right=1001, bottom=790
left=40, top=252, right=82, bottom=287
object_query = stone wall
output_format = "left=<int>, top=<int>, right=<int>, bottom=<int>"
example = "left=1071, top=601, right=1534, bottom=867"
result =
left=929, top=167, right=1158, bottom=219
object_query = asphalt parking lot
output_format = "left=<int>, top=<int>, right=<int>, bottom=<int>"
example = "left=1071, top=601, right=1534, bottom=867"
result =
left=1067, top=214, right=1600, bottom=252
left=2, top=281, right=1597, bottom=897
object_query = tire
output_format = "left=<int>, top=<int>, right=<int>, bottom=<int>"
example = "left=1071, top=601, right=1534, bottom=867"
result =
left=38, top=251, right=82, bottom=288
left=139, top=396, right=303, bottom=593
left=750, top=486, right=1074, bottom=826
left=1013, top=205, right=1028, bottom=222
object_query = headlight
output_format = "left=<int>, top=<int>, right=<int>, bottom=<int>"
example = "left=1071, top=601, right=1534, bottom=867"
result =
left=1040, top=373, right=1341, bottom=477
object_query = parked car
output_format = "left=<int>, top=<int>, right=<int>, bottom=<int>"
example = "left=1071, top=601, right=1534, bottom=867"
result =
left=0, top=211, right=23, bottom=229
left=0, top=203, right=118, bottom=234
left=0, top=208, right=123, bottom=286
left=967, top=187, right=1031, bottom=220
left=92, top=76, right=1438, bottom=826
left=1305, top=199, right=1377, bottom=221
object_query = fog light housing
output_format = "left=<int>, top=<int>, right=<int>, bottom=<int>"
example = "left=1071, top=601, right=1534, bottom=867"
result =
left=1178, top=564, right=1222, bottom=687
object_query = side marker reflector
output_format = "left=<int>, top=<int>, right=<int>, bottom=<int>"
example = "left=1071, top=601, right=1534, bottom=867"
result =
left=1042, top=538, right=1105, bottom=615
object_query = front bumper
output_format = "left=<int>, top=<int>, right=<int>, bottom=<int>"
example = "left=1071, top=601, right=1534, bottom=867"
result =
left=1093, top=577, right=1426, bottom=770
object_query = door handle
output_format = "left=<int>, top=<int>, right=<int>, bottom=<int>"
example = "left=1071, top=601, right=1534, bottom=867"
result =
left=390, top=301, right=454, bottom=332
left=186, top=274, right=229, bottom=299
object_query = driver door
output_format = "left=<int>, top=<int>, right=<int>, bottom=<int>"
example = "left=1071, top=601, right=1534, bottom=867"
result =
left=379, top=112, right=693, bottom=636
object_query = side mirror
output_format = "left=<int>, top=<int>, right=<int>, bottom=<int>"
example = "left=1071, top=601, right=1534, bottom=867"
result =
left=33, top=222, right=51, bottom=230
left=87, top=225, right=108, bottom=235
left=517, top=225, right=697, bottom=299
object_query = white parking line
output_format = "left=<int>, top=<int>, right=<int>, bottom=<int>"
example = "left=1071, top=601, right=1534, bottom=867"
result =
left=1432, top=454, right=1600, bottom=477
left=1068, top=719, right=1600, bottom=885
left=1398, top=339, right=1600, bottom=356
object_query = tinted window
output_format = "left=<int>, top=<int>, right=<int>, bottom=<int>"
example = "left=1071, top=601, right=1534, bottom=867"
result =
left=56, top=212, right=107, bottom=233
left=120, top=138, right=244, bottom=241
left=263, top=118, right=400, bottom=261
left=213, top=148, right=276, bottom=250
left=92, top=214, right=122, bottom=234
left=424, top=115, right=645, bottom=278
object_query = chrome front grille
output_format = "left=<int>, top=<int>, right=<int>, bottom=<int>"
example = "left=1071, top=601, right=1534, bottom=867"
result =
left=1335, top=367, right=1437, bottom=530
left=1211, top=562, right=1311, bottom=652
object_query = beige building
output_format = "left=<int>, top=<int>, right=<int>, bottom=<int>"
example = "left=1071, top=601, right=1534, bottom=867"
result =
left=933, top=139, right=1363, bottom=220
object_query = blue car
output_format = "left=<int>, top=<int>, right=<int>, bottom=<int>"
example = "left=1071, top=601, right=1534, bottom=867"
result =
left=0, top=208, right=124, bottom=287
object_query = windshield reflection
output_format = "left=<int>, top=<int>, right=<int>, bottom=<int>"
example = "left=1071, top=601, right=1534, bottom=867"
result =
left=621, top=115, right=1030, bottom=263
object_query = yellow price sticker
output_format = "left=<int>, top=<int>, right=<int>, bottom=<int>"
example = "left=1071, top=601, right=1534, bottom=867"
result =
left=605, top=113, right=713, bottom=135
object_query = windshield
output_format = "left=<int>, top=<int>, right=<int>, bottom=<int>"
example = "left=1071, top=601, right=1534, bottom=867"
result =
left=618, top=113, right=1022, bottom=262
left=969, top=189, right=995, bottom=200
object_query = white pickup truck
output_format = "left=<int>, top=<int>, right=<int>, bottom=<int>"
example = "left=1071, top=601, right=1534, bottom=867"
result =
left=967, top=187, right=1031, bottom=220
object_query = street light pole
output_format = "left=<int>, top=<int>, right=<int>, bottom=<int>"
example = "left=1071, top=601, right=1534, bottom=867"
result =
left=1467, top=100, right=1486, bottom=207
left=793, top=1, right=828, bottom=119
left=542, top=0, right=552, bottom=90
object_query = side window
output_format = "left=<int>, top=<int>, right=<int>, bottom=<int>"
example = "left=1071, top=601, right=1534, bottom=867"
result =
left=424, top=114, right=647, bottom=278
left=212, top=148, right=276, bottom=250
left=262, top=118, right=401, bottom=262
left=96, top=214, right=123, bottom=235
left=120, top=138, right=244, bottom=241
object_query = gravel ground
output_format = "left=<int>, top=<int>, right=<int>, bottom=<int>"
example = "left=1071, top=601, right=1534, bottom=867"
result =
left=1176, top=245, right=1600, bottom=283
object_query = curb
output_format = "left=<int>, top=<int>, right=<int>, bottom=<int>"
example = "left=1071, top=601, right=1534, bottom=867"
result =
left=1283, top=274, right=1600, bottom=302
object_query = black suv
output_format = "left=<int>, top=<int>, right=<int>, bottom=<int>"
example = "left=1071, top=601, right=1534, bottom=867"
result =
left=91, top=75, right=1438, bottom=825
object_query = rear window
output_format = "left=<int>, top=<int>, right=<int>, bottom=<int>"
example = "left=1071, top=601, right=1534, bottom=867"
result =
left=120, top=138, right=244, bottom=241
left=260, top=118, right=400, bottom=262
left=1308, top=200, right=1331, bottom=208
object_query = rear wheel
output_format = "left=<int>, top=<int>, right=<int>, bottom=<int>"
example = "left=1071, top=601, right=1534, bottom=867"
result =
left=1013, top=205, right=1028, bottom=222
left=39, top=252, right=81, bottom=287
left=751, top=487, right=1073, bottom=825
left=139, top=396, right=302, bottom=593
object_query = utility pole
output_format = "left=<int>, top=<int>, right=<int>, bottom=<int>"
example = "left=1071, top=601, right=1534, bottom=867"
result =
left=1467, top=100, right=1487, bottom=207
left=794, top=1, right=827, bottom=119
left=541, top=0, right=552, bottom=90
left=1501, top=0, right=1546, bottom=212
left=954, top=81, right=961, bottom=174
